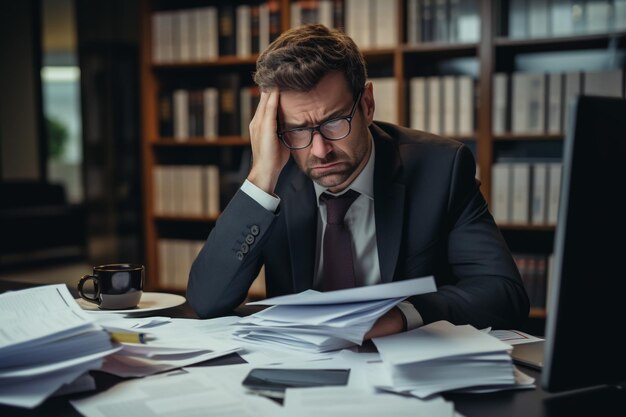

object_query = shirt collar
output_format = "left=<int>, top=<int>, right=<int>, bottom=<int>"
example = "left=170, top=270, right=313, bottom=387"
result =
left=313, top=131, right=375, bottom=205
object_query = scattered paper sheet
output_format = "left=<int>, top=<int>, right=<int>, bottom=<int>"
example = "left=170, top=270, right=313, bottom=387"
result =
left=281, top=387, right=455, bottom=417
left=247, top=276, right=436, bottom=305
left=0, top=285, right=117, bottom=408
left=71, top=366, right=282, bottom=417
left=371, top=321, right=519, bottom=398
left=235, top=277, right=436, bottom=353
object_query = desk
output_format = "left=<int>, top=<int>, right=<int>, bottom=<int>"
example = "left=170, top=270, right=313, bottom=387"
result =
left=2, top=281, right=625, bottom=417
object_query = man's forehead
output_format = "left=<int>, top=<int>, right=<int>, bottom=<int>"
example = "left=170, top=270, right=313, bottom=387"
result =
left=278, top=88, right=352, bottom=123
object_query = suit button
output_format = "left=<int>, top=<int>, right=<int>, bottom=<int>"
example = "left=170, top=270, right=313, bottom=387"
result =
left=240, top=243, right=249, bottom=254
left=236, top=251, right=244, bottom=261
left=250, top=225, right=260, bottom=236
left=245, top=234, right=255, bottom=244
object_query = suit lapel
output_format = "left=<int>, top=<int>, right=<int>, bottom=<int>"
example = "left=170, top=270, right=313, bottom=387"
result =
left=284, top=167, right=318, bottom=292
left=371, top=125, right=406, bottom=283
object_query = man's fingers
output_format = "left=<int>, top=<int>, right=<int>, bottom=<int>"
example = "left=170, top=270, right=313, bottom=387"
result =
left=251, top=89, right=270, bottom=126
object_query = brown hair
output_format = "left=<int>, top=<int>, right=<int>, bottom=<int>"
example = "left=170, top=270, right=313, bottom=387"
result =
left=253, top=24, right=367, bottom=98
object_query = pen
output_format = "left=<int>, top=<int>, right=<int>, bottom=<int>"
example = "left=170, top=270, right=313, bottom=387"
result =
left=109, top=332, right=155, bottom=344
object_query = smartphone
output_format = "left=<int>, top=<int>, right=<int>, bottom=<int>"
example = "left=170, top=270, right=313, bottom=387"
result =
left=241, top=368, right=350, bottom=399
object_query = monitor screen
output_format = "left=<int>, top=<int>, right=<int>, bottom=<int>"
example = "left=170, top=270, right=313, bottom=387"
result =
left=542, top=95, right=626, bottom=392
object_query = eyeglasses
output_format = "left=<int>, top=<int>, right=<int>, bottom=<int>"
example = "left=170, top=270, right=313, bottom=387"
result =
left=277, top=91, right=362, bottom=150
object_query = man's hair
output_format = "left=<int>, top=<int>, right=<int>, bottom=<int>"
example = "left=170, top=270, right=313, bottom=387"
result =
left=253, top=24, right=367, bottom=98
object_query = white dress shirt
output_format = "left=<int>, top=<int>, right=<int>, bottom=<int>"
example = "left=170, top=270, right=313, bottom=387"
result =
left=240, top=133, right=423, bottom=330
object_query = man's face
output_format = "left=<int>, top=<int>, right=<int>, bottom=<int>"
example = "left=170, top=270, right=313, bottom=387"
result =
left=278, top=72, right=374, bottom=193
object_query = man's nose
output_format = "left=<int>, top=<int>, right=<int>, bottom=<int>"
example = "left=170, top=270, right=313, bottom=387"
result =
left=310, top=131, right=332, bottom=159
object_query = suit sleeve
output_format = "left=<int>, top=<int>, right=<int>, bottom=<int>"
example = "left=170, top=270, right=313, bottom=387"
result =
left=409, top=145, right=530, bottom=329
left=186, top=189, right=279, bottom=318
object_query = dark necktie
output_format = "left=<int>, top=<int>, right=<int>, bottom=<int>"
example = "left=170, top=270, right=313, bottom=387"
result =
left=319, top=189, right=360, bottom=291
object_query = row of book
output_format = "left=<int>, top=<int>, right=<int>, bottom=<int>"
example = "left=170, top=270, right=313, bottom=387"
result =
left=158, top=238, right=204, bottom=290
left=493, top=69, right=624, bottom=135
left=159, top=81, right=260, bottom=140
left=407, top=0, right=480, bottom=44
left=159, top=76, right=398, bottom=140
left=153, top=165, right=220, bottom=217
left=513, top=252, right=554, bottom=309
left=508, top=0, right=626, bottom=39
left=341, top=0, right=399, bottom=49
left=491, top=161, right=562, bottom=226
left=151, top=1, right=281, bottom=63
left=409, top=75, right=474, bottom=136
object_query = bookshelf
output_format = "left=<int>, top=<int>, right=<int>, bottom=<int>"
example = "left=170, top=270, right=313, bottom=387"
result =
left=138, top=0, right=626, bottom=321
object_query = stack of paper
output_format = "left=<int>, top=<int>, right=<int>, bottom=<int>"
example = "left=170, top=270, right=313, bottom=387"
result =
left=95, top=316, right=243, bottom=378
left=233, top=276, right=437, bottom=353
left=372, top=320, right=529, bottom=398
left=0, top=284, right=119, bottom=408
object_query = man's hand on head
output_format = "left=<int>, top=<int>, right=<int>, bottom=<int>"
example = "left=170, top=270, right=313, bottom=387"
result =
left=247, top=89, right=291, bottom=194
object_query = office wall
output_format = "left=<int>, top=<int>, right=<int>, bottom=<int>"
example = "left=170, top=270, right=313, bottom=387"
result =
left=0, top=1, right=41, bottom=180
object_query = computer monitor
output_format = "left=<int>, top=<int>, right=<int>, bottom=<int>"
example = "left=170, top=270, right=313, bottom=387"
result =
left=542, top=95, right=626, bottom=393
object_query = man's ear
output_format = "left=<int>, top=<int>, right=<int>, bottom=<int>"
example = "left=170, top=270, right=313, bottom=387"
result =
left=362, top=81, right=375, bottom=125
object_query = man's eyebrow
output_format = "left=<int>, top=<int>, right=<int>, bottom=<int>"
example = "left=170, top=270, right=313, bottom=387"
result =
left=282, top=104, right=351, bottom=130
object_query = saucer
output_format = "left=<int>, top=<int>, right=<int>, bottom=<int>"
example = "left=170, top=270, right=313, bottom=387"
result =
left=75, top=292, right=186, bottom=314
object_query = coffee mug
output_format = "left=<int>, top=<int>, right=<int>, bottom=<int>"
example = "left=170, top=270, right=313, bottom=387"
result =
left=78, top=264, right=144, bottom=309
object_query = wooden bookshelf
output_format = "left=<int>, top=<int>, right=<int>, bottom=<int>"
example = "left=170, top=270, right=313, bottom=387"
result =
left=138, top=0, right=625, bottom=319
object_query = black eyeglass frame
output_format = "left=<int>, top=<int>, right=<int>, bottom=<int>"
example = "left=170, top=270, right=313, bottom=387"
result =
left=277, top=91, right=363, bottom=150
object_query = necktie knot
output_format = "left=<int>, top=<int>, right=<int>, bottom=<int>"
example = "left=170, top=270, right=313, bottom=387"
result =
left=320, top=189, right=360, bottom=225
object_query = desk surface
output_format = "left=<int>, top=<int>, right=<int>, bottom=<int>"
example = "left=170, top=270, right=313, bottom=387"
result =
left=2, top=280, right=625, bottom=417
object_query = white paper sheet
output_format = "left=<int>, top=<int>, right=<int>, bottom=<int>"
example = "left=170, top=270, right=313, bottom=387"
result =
left=70, top=366, right=282, bottom=417
left=373, top=321, right=513, bottom=366
left=0, top=284, right=93, bottom=350
left=247, top=276, right=436, bottom=305
left=281, top=387, right=455, bottom=417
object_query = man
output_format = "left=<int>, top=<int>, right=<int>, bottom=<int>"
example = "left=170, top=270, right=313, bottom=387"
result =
left=187, top=24, right=529, bottom=339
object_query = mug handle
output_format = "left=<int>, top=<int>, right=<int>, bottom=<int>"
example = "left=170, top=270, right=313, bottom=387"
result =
left=78, top=274, right=100, bottom=304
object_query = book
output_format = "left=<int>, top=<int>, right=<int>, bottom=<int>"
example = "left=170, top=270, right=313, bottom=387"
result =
left=492, top=73, right=508, bottom=134
left=218, top=4, right=237, bottom=56
left=457, top=75, right=474, bottom=136
left=158, top=91, right=174, bottom=137
left=410, top=77, right=427, bottom=131
left=491, top=162, right=511, bottom=224
left=217, top=73, right=241, bottom=136
left=511, top=163, right=531, bottom=225
left=530, top=163, right=549, bottom=225
left=547, top=73, right=563, bottom=134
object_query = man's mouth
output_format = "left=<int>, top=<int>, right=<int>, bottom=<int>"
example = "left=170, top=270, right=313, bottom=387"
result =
left=310, top=162, right=343, bottom=174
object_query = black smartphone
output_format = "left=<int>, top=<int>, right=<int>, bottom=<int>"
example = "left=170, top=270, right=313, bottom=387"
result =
left=241, top=368, right=350, bottom=399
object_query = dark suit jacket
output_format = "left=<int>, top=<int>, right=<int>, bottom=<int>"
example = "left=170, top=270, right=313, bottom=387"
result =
left=187, top=121, right=530, bottom=329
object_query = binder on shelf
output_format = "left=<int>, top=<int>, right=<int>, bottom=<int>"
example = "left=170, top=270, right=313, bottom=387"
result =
left=442, top=76, right=456, bottom=136
left=491, top=162, right=511, bottom=224
left=510, top=163, right=531, bottom=225
left=173, top=89, right=189, bottom=140
left=492, top=73, right=508, bottom=135
left=158, top=91, right=174, bottom=138
left=457, top=75, right=474, bottom=136
left=217, top=73, right=241, bottom=136
left=218, top=4, right=237, bottom=56
left=236, top=4, right=252, bottom=57
left=530, top=163, right=549, bottom=225
left=528, top=0, right=549, bottom=38
left=547, top=162, right=562, bottom=225
left=409, top=77, right=427, bottom=131
left=427, top=76, right=441, bottom=134
left=547, top=73, right=563, bottom=134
